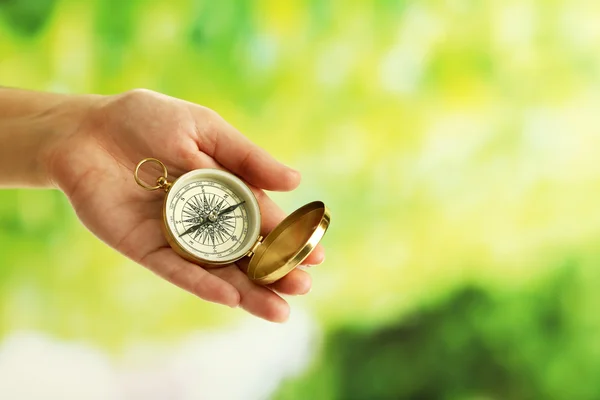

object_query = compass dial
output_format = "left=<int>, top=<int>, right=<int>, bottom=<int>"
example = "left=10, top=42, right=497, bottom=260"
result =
left=164, top=169, right=261, bottom=264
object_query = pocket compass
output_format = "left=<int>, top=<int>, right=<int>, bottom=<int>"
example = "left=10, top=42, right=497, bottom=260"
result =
left=134, top=158, right=330, bottom=285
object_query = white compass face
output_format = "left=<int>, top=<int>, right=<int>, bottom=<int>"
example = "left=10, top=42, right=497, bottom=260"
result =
left=164, top=169, right=261, bottom=264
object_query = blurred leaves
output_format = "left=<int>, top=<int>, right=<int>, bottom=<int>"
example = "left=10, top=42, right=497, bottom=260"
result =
left=94, top=0, right=138, bottom=76
left=2, top=0, right=600, bottom=397
left=277, top=263, right=600, bottom=399
left=0, top=0, right=56, bottom=37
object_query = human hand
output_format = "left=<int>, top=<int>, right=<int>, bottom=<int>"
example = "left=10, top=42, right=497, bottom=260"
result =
left=44, top=89, right=325, bottom=322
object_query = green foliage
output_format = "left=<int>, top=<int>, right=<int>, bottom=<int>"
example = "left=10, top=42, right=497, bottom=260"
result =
left=277, top=264, right=600, bottom=399
left=94, top=0, right=138, bottom=76
left=2, top=0, right=600, bottom=397
left=0, top=0, right=56, bottom=37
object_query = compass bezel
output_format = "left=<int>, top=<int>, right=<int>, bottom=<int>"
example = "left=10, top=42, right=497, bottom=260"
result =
left=162, top=169, right=262, bottom=267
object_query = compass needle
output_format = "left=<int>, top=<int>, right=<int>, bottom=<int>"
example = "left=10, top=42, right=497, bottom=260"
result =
left=217, top=201, right=246, bottom=217
left=137, top=160, right=330, bottom=283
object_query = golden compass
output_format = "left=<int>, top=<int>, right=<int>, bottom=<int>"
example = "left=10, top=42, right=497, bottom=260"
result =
left=134, top=158, right=330, bottom=285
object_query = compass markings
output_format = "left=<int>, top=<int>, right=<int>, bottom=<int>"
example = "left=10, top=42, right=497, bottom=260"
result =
left=221, top=219, right=235, bottom=227
left=214, top=197, right=226, bottom=213
left=192, top=225, right=204, bottom=240
left=215, top=228, right=225, bottom=243
left=214, top=223, right=232, bottom=239
left=183, top=209, right=196, bottom=219
left=202, top=190, right=209, bottom=211
left=186, top=199, right=200, bottom=214
left=190, top=196, right=202, bottom=212
left=172, top=181, right=249, bottom=258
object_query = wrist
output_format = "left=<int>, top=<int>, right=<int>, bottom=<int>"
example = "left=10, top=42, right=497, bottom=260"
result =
left=0, top=88, right=103, bottom=188
left=41, top=93, right=103, bottom=188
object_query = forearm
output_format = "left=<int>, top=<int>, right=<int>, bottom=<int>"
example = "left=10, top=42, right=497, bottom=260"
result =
left=0, top=88, right=91, bottom=188
left=0, top=88, right=73, bottom=119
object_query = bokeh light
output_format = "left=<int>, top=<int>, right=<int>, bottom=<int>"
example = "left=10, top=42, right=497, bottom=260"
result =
left=2, top=1, right=600, bottom=398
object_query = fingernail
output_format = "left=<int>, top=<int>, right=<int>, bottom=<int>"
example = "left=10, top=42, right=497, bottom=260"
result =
left=227, top=294, right=241, bottom=308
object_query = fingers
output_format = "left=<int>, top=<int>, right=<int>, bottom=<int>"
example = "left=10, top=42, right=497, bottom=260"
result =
left=301, top=243, right=325, bottom=266
left=236, top=258, right=312, bottom=296
left=185, top=152, right=326, bottom=266
left=210, top=264, right=290, bottom=323
left=253, top=187, right=326, bottom=266
left=142, top=248, right=240, bottom=307
left=269, top=269, right=312, bottom=295
left=192, top=106, right=301, bottom=191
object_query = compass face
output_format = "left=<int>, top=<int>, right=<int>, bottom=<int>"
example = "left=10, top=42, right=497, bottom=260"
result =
left=164, top=169, right=261, bottom=264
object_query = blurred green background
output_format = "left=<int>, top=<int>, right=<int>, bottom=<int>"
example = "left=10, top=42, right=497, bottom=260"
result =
left=2, top=0, right=600, bottom=399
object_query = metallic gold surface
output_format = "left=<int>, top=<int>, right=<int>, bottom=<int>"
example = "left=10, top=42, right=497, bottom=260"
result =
left=247, top=201, right=330, bottom=285
left=135, top=159, right=331, bottom=282
left=134, top=158, right=169, bottom=191
left=160, top=193, right=246, bottom=268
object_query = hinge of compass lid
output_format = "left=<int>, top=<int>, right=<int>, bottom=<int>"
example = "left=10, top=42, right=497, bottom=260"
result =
left=247, top=236, right=263, bottom=257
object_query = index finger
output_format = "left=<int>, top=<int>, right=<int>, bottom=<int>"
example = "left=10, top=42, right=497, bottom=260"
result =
left=191, top=106, right=301, bottom=192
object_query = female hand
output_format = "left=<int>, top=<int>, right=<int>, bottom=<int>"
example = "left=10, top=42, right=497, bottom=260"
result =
left=42, top=89, right=325, bottom=322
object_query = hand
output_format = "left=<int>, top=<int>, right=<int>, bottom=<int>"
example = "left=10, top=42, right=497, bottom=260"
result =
left=44, top=89, right=325, bottom=322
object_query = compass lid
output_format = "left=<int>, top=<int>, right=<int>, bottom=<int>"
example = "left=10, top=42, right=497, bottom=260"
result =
left=247, top=201, right=330, bottom=285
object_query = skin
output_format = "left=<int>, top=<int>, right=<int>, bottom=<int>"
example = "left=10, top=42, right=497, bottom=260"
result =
left=0, top=87, right=325, bottom=323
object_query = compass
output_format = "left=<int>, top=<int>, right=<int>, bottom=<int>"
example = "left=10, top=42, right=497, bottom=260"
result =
left=134, top=158, right=330, bottom=285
